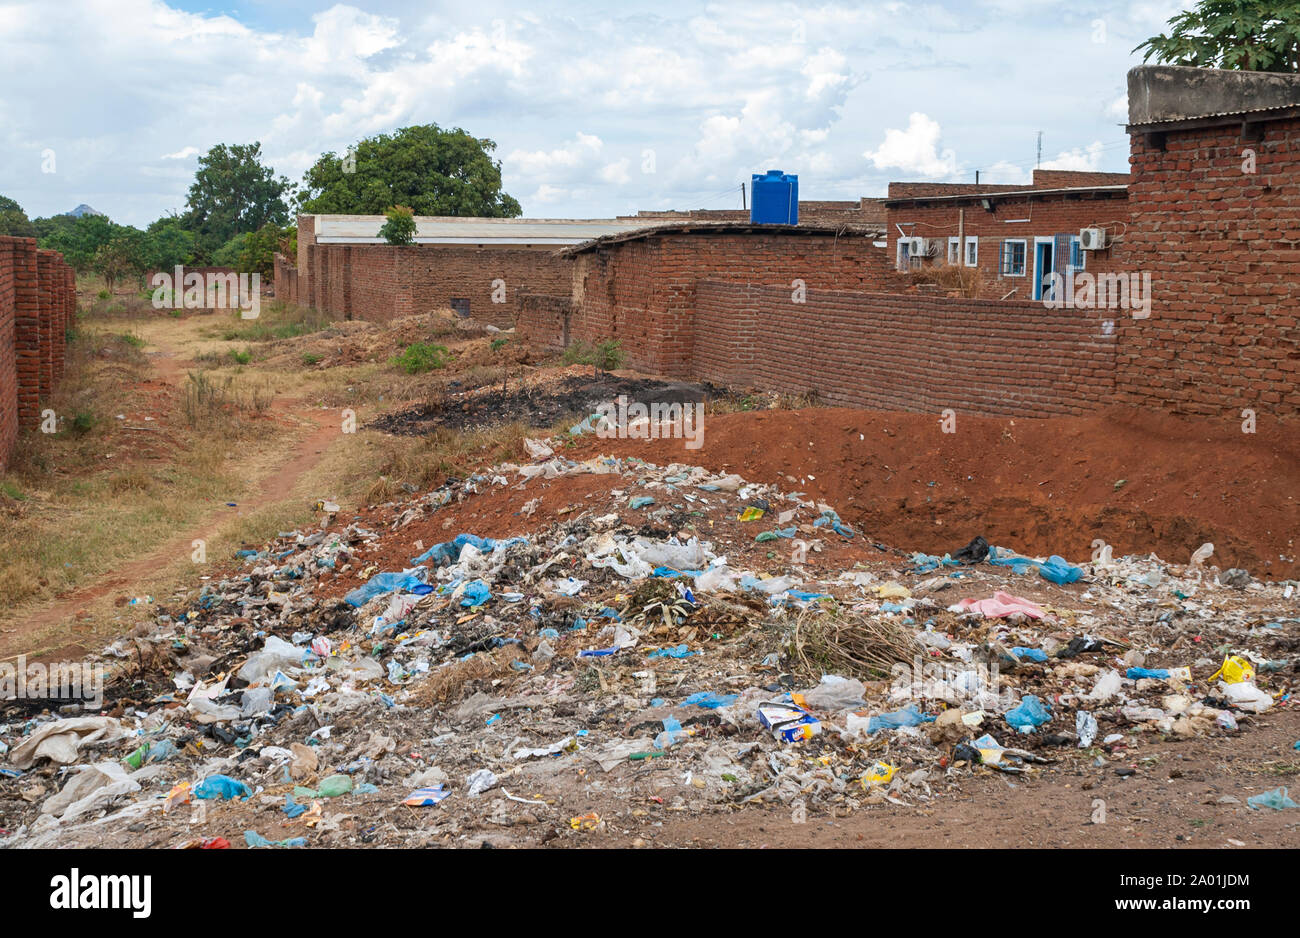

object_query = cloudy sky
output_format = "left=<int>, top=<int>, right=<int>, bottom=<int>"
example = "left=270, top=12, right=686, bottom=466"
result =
left=0, top=0, right=1190, bottom=227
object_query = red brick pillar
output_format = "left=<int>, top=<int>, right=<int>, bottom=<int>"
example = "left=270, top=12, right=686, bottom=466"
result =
left=36, top=250, right=55, bottom=403
left=0, top=239, right=18, bottom=469
left=13, top=238, right=40, bottom=428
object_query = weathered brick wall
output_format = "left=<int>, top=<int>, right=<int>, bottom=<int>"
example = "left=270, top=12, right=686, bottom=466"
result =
left=303, top=243, right=572, bottom=326
left=560, top=230, right=909, bottom=375
left=1116, top=117, right=1300, bottom=415
left=517, top=294, right=575, bottom=352
left=0, top=236, right=74, bottom=470
left=691, top=280, right=1117, bottom=417
left=273, top=253, right=299, bottom=305
left=0, top=240, right=17, bottom=468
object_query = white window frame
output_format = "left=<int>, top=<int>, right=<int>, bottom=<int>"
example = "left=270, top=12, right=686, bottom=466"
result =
left=896, top=238, right=911, bottom=271
left=964, top=238, right=978, bottom=267
left=1002, top=238, right=1027, bottom=277
left=947, top=237, right=960, bottom=264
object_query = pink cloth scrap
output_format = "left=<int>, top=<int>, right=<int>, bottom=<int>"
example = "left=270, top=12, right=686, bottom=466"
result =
left=955, top=590, right=1045, bottom=619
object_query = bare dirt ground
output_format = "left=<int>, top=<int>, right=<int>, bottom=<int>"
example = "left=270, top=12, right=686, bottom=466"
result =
left=576, top=407, right=1300, bottom=580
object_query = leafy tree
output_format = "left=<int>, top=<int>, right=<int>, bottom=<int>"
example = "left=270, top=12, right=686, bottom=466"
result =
left=137, top=220, right=195, bottom=271
left=184, top=142, right=292, bottom=261
left=379, top=205, right=416, bottom=245
left=0, top=196, right=37, bottom=238
left=210, top=232, right=250, bottom=268
left=41, top=214, right=116, bottom=272
left=236, top=222, right=293, bottom=277
left=299, top=124, right=522, bottom=218
left=31, top=213, right=76, bottom=243
left=93, top=235, right=143, bottom=292
left=1135, top=0, right=1300, bottom=71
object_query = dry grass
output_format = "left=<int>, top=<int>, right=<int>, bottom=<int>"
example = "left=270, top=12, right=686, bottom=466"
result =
left=409, top=647, right=524, bottom=706
left=789, top=607, right=920, bottom=682
left=360, top=420, right=537, bottom=505
left=907, top=261, right=984, bottom=298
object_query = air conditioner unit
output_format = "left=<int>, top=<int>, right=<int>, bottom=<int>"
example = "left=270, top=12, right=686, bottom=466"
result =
left=903, top=236, right=926, bottom=255
left=1079, top=227, right=1107, bottom=250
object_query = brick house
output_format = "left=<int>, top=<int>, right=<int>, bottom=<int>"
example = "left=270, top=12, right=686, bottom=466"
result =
left=883, top=169, right=1130, bottom=300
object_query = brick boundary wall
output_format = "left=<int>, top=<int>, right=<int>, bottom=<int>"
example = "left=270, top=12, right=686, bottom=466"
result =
left=273, top=253, right=299, bottom=305
left=0, top=236, right=75, bottom=470
left=303, top=243, right=573, bottom=327
left=551, top=230, right=911, bottom=376
left=1115, top=116, right=1299, bottom=415
left=517, top=294, right=575, bottom=352
left=690, top=280, right=1117, bottom=417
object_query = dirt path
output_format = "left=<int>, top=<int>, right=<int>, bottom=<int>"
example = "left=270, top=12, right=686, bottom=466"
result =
left=0, top=341, right=342, bottom=664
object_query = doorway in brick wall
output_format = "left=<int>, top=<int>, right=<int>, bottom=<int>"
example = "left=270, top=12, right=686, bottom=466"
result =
left=1033, top=238, right=1055, bottom=302
left=450, top=298, right=470, bottom=318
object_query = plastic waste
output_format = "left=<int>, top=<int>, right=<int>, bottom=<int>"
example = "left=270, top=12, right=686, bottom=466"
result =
left=799, top=676, right=866, bottom=712
left=682, top=691, right=739, bottom=709
left=864, top=704, right=930, bottom=734
left=193, top=775, right=251, bottom=801
left=1246, top=787, right=1298, bottom=811
left=245, top=830, right=307, bottom=848
left=757, top=696, right=822, bottom=742
left=1005, top=695, right=1052, bottom=733
left=1086, top=669, right=1123, bottom=703
left=459, top=579, right=492, bottom=607
left=1076, top=711, right=1098, bottom=747
left=1126, top=666, right=1192, bottom=682
left=1220, top=681, right=1273, bottom=713
left=343, top=571, right=428, bottom=608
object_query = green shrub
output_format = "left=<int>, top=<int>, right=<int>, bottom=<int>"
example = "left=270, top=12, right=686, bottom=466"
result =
left=379, top=205, right=417, bottom=246
left=302, top=352, right=322, bottom=366
left=97, top=289, right=110, bottom=300
left=392, top=342, right=449, bottom=374
left=594, top=338, right=625, bottom=372
left=562, top=340, right=594, bottom=367
left=229, top=347, right=252, bottom=365
left=490, top=337, right=509, bottom=352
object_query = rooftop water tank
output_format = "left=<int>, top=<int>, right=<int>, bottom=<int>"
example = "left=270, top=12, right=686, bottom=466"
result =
left=750, top=170, right=798, bottom=225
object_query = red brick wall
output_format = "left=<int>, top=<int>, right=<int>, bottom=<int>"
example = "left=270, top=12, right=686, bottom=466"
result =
left=304, top=243, right=572, bottom=326
left=556, top=230, right=909, bottom=375
left=691, top=280, right=1117, bottom=416
left=273, top=253, right=299, bottom=304
left=0, top=236, right=74, bottom=470
left=0, top=240, right=17, bottom=469
left=1116, top=117, right=1300, bottom=415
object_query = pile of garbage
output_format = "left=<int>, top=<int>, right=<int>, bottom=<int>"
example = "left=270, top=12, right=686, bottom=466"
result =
left=1, top=446, right=1296, bottom=848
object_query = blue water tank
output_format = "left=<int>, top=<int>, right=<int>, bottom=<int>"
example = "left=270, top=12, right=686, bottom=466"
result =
left=750, top=170, right=798, bottom=225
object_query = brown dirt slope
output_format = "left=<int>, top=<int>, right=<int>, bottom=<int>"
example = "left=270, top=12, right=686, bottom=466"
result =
left=576, top=406, right=1300, bottom=578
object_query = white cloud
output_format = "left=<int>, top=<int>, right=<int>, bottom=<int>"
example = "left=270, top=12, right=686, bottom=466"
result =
left=863, top=113, right=959, bottom=178
left=0, top=0, right=1142, bottom=224
left=1041, top=141, right=1105, bottom=171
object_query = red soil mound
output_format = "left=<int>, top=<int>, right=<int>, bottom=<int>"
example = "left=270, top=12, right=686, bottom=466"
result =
left=574, top=406, right=1300, bottom=578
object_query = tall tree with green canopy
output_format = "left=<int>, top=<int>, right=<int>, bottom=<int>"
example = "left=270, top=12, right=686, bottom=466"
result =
left=184, top=142, right=293, bottom=261
left=1135, top=0, right=1300, bottom=72
left=0, top=196, right=37, bottom=238
left=298, top=125, right=522, bottom=218
left=40, top=214, right=117, bottom=272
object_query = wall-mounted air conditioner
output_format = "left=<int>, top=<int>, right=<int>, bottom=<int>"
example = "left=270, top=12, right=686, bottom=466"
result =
left=1079, top=227, right=1107, bottom=250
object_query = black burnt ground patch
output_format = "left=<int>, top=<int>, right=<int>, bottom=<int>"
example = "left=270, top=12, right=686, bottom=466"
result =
left=369, top=374, right=719, bottom=434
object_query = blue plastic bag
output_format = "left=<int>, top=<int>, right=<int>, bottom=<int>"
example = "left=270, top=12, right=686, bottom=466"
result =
left=460, top=579, right=492, bottom=607
left=194, top=775, right=251, bottom=801
left=344, top=571, right=427, bottom=607
left=866, top=704, right=931, bottom=734
left=1005, top=694, right=1052, bottom=733
left=1012, top=646, right=1049, bottom=663
left=682, top=692, right=739, bottom=709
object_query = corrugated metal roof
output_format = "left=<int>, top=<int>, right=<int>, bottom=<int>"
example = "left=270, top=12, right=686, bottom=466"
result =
left=560, top=222, right=885, bottom=256
left=311, top=214, right=658, bottom=246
